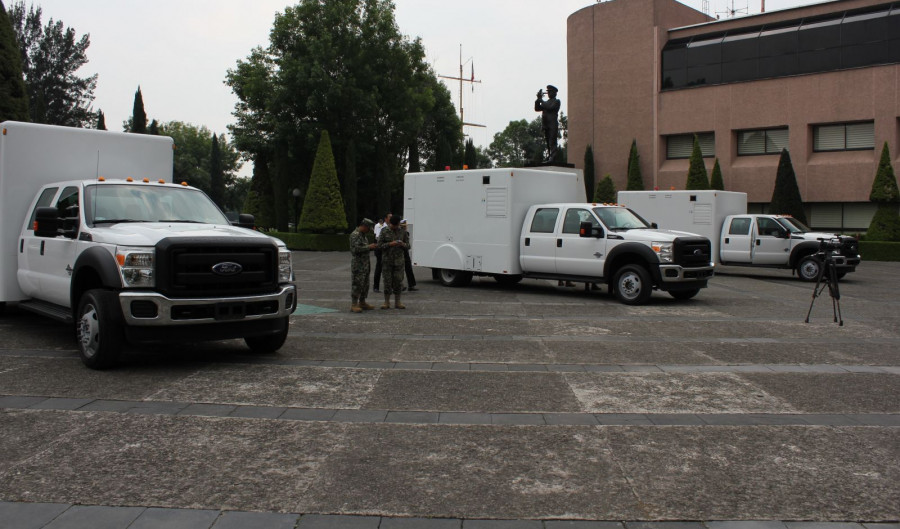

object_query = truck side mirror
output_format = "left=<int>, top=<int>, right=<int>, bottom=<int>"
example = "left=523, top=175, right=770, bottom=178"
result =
left=579, top=221, right=604, bottom=239
left=234, top=213, right=255, bottom=229
left=651, top=222, right=658, bottom=229
left=60, top=205, right=80, bottom=238
left=34, top=207, right=60, bottom=238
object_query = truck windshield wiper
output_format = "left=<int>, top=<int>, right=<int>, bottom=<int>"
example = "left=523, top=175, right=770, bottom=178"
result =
left=92, top=219, right=144, bottom=225
left=156, top=219, right=205, bottom=223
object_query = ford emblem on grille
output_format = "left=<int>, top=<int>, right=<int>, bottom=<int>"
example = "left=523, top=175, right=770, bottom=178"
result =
left=212, top=262, right=243, bottom=276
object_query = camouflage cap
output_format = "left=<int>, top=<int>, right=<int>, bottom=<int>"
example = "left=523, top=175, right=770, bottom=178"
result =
left=360, top=218, right=374, bottom=227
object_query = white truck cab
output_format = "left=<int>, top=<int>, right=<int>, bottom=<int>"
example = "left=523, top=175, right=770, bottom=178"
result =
left=0, top=122, right=296, bottom=368
left=404, top=168, right=714, bottom=305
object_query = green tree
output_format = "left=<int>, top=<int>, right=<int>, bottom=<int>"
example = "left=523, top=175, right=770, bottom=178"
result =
left=594, top=174, right=617, bottom=203
left=583, top=145, right=595, bottom=201
left=768, top=148, right=807, bottom=224
left=685, top=135, right=710, bottom=190
left=0, top=0, right=28, bottom=121
left=866, top=142, right=900, bottom=241
left=464, top=138, right=476, bottom=169
left=300, top=130, right=347, bottom=234
left=342, top=139, right=357, bottom=226
left=148, top=119, right=159, bottom=135
left=710, top=158, right=724, bottom=190
left=8, top=2, right=96, bottom=127
left=488, top=118, right=543, bottom=167
left=433, top=137, right=453, bottom=171
left=95, top=109, right=105, bottom=130
left=242, top=153, right=275, bottom=229
left=625, top=140, right=644, bottom=190
left=208, top=133, right=224, bottom=208
left=227, top=0, right=445, bottom=228
left=130, top=86, right=146, bottom=133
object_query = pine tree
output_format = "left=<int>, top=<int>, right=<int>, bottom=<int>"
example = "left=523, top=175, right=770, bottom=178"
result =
left=625, top=140, right=644, bottom=190
left=866, top=142, right=900, bottom=241
left=710, top=158, right=724, bottom=190
left=299, top=130, right=348, bottom=234
left=464, top=138, right=476, bottom=169
left=208, top=133, right=224, bottom=208
left=433, top=137, right=452, bottom=171
left=583, top=145, right=595, bottom=202
left=0, top=0, right=29, bottom=121
left=148, top=119, right=159, bottom=135
left=96, top=110, right=106, bottom=130
left=768, top=148, right=807, bottom=224
left=342, top=140, right=357, bottom=228
left=594, top=174, right=617, bottom=203
left=131, top=86, right=146, bottom=134
left=685, top=135, right=710, bottom=190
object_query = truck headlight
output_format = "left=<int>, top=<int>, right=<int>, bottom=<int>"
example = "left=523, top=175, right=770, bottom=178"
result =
left=278, top=249, right=293, bottom=282
left=651, top=242, right=673, bottom=263
left=116, top=247, right=155, bottom=288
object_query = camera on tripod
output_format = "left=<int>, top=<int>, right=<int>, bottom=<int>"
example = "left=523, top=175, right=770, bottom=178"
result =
left=815, top=237, right=843, bottom=256
left=805, top=237, right=845, bottom=325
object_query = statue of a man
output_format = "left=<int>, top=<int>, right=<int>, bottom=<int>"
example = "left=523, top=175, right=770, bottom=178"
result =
left=534, top=84, right=560, bottom=162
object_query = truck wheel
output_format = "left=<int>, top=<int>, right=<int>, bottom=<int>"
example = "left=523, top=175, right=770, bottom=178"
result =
left=76, top=289, right=124, bottom=370
left=439, top=269, right=473, bottom=287
left=244, top=316, right=289, bottom=353
left=796, top=255, right=822, bottom=282
left=613, top=265, right=653, bottom=305
left=669, top=289, right=700, bottom=300
left=493, top=274, right=523, bottom=285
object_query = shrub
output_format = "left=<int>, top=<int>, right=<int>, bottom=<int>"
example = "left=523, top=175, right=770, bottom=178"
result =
left=270, top=232, right=350, bottom=252
left=685, top=135, right=710, bottom=190
left=299, top=130, right=348, bottom=234
left=594, top=174, right=617, bottom=203
left=583, top=145, right=595, bottom=201
left=768, top=148, right=807, bottom=225
left=859, top=241, right=900, bottom=261
left=866, top=143, right=900, bottom=241
left=710, top=158, right=724, bottom=190
left=625, top=140, right=644, bottom=190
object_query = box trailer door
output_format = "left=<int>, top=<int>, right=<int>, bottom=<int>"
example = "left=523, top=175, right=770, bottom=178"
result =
left=520, top=207, right=559, bottom=274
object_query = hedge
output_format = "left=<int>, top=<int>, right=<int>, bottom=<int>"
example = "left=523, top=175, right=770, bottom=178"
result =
left=858, top=241, right=900, bottom=261
left=270, top=232, right=350, bottom=252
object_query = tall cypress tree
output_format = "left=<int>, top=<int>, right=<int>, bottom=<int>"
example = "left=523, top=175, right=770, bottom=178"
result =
left=208, top=133, right=224, bottom=208
left=685, top=135, right=710, bottom=190
left=0, top=0, right=29, bottom=121
left=96, top=110, right=106, bottom=130
left=131, top=86, right=146, bottom=134
left=299, top=130, right=348, bottom=233
left=625, top=140, right=644, bottom=190
left=768, top=148, right=807, bottom=224
left=866, top=142, right=900, bottom=241
left=583, top=145, right=595, bottom=201
left=710, top=158, right=724, bottom=190
left=464, top=138, right=476, bottom=169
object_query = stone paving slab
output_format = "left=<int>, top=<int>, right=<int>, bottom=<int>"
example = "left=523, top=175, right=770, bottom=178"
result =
left=740, top=373, right=900, bottom=413
left=211, top=510, right=299, bottom=529
left=129, top=507, right=220, bottom=529
left=0, top=501, right=69, bottom=529
left=43, top=504, right=144, bottom=529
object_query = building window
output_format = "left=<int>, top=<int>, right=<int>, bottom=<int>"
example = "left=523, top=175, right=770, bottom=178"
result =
left=813, top=121, right=875, bottom=152
left=666, top=133, right=715, bottom=159
left=737, top=128, right=788, bottom=155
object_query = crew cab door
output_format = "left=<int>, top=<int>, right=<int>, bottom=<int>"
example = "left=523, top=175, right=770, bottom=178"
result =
left=18, top=186, right=60, bottom=297
left=555, top=207, right=606, bottom=277
left=520, top=207, right=560, bottom=274
left=752, top=216, right=791, bottom=265
left=720, top=217, right=752, bottom=263
left=23, top=186, right=80, bottom=307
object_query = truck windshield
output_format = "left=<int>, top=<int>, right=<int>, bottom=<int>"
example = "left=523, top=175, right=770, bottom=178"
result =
left=777, top=217, right=811, bottom=233
left=592, top=207, right=652, bottom=231
left=84, top=184, right=229, bottom=226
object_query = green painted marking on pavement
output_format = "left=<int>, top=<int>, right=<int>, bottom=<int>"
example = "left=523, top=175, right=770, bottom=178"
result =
left=292, top=304, right=338, bottom=316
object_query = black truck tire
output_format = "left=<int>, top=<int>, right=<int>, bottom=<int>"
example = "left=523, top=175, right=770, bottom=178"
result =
left=613, top=264, right=653, bottom=305
left=76, top=289, right=125, bottom=370
left=669, top=288, right=700, bottom=300
left=244, top=316, right=290, bottom=353
left=439, top=269, right=473, bottom=287
left=796, top=255, right=823, bottom=282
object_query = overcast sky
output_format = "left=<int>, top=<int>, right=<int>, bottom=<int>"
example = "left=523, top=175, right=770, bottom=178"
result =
left=31, top=0, right=818, bottom=176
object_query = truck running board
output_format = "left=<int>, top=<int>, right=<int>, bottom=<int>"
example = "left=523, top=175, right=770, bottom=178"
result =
left=18, top=299, right=73, bottom=324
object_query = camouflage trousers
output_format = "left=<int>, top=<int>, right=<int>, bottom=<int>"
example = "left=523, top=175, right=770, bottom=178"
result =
left=382, top=260, right=405, bottom=296
left=351, top=265, right=371, bottom=301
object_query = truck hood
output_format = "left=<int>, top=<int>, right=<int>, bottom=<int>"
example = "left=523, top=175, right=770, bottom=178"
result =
left=796, top=231, right=842, bottom=241
left=613, top=228, right=704, bottom=242
left=87, top=222, right=284, bottom=247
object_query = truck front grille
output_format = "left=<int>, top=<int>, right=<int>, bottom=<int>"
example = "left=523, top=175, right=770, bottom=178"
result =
left=155, top=238, right=279, bottom=298
left=673, top=237, right=711, bottom=267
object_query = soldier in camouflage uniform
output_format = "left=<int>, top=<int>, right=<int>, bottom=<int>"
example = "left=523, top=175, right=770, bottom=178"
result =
left=349, top=218, right=376, bottom=313
left=376, top=215, right=408, bottom=309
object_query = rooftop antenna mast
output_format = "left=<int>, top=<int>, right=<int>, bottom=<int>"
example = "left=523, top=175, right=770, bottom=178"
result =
left=438, top=44, right=485, bottom=147
left=716, top=0, right=748, bottom=18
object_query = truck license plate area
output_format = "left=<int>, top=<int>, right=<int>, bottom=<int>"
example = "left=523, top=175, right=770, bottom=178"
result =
left=215, top=302, right=246, bottom=321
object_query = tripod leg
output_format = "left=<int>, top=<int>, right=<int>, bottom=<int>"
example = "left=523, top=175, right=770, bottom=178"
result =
left=805, top=269, right=826, bottom=323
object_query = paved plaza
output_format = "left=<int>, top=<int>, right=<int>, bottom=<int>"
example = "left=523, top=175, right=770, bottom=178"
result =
left=0, top=252, right=897, bottom=527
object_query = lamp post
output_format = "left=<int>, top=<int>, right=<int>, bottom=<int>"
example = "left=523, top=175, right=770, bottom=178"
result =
left=292, top=188, right=300, bottom=232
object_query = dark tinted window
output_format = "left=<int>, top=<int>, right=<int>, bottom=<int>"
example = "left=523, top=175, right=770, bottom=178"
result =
left=756, top=217, right=784, bottom=236
left=729, top=217, right=751, bottom=235
left=28, top=187, right=58, bottom=230
left=562, top=208, right=599, bottom=234
left=530, top=208, right=559, bottom=233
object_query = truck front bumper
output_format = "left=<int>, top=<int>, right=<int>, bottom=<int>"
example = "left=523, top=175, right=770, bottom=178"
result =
left=658, top=264, right=715, bottom=283
left=118, top=285, right=297, bottom=326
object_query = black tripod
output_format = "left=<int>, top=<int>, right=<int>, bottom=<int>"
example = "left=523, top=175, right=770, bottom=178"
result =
left=804, top=253, right=843, bottom=326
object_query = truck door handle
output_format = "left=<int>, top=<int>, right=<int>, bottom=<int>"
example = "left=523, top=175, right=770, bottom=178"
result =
left=40, top=241, right=45, bottom=255
left=724, top=237, right=730, bottom=244
left=525, top=238, right=530, bottom=246
left=755, top=240, right=761, bottom=246
left=557, top=239, right=562, bottom=248
left=20, top=239, right=24, bottom=253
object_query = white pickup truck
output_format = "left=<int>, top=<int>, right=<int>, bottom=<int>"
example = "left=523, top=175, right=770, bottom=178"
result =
left=619, top=190, right=860, bottom=281
left=0, top=122, right=296, bottom=368
left=404, top=168, right=714, bottom=304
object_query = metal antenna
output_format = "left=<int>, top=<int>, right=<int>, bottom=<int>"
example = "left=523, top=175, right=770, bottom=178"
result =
left=716, top=0, right=748, bottom=18
left=438, top=44, right=485, bottom=147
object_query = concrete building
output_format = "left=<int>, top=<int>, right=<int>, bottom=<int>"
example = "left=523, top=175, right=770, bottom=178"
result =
left=567, top=0, right=900, bottom=230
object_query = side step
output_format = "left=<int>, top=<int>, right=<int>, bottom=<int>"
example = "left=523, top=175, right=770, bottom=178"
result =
left=18, top=299, right=74, bottom=324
